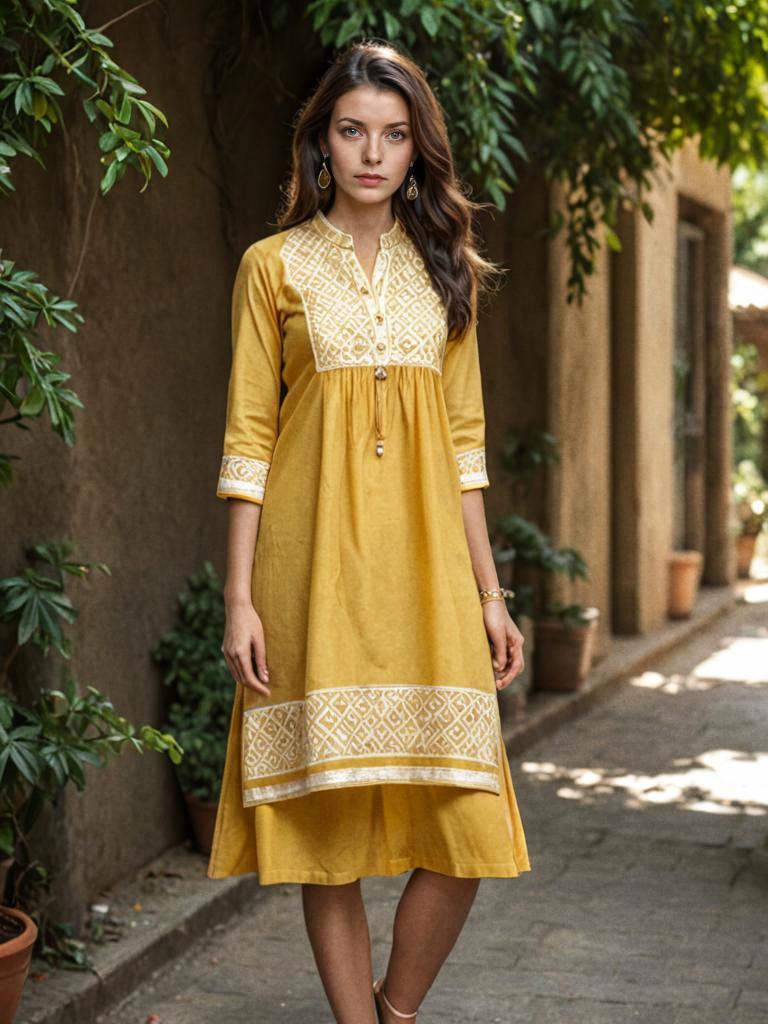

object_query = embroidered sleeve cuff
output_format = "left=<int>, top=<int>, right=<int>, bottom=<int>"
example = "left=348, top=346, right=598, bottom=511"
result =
left=456, top=447, right=489, bottom=490
left=216, top=454, right=270, bottom=503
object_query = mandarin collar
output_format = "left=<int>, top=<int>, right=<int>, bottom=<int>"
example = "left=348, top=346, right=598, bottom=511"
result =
left=312, top=208, right=406, bottom=250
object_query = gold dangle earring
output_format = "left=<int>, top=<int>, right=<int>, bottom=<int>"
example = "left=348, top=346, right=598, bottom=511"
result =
left=317, top=152, right=331, bottom=190
left=406, top=160, right=419, bottom=201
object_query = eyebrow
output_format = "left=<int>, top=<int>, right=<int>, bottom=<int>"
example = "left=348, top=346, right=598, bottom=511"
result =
left=336, top=117, right=410, bottom=128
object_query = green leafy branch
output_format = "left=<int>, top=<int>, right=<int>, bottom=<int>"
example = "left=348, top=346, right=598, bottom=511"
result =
left=0, top=0, right=169, bottom=196
left=295, top=0, right=768, bottom=302
left=0, top=255, right=85, bottom=488
left=0, top=539, right=183, bottom=968
left=0, top=0, right=170, bottom=480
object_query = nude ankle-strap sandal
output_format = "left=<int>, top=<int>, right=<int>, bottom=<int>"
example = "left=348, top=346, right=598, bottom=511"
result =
left=373, top=977, right=419, bottom=1021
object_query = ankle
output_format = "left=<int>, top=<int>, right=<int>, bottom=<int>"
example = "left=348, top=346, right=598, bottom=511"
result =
left=374, top=977, right=419, bottom=1021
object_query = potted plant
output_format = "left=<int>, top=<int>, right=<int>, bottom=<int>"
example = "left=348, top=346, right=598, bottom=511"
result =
left=0, top=541, right=183, bottom=980
left=493, top=428, right=599, bottom=697
left=0, top=905, right=37, bottom=1024
left=732, top=460, right=768, bottom=578
left=491, top=428, right=562, bottom=719
left=152, top=562, right=233, bottom=855
left=667, top=548, right=704, bottom=618
left=495, top=518, right=596, bottom=703
left=495, top=515, right=595, bottom=691
left=532, top=601, right=599, bottom=691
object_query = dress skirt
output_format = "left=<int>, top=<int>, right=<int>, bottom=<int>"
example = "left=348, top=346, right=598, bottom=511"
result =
left=207, top=679, right=531, bottom=885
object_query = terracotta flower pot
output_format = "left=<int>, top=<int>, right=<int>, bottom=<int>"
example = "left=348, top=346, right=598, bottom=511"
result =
left=736, top=533, right=758, bottom=579
left=667, top=549, right=703, bottom=619
left=182, top=790, right=219, bottom=855
left=0, top=906, right=38, bottom=1024
left=532, top=607, right=599, bottom=692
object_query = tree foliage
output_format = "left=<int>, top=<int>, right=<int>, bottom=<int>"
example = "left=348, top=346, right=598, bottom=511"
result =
left=732, top=165, right=768, bottom=276
left=0, top=0, right=170, bottom=485
left=294, top=0, right=768, bottom=301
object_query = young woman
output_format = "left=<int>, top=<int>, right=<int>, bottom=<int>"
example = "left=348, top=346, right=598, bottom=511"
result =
left=207, top=39, right=531, bottom=1024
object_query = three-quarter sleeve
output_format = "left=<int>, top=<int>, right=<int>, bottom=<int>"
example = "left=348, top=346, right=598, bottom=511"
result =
left=440, top=317, right=490, bottom=491
left=216, top=243, right=283, bottom=504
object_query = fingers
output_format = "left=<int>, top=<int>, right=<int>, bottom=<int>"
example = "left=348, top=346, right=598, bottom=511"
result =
left=234, top=644, right=271, bottom=696
left=222, top=632, right=271, bottom=697
left=493, top=630, right=525, bottom=691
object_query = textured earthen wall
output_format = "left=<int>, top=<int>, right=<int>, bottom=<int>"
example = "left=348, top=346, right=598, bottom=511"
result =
left=0, top=0, right=323, bottom=926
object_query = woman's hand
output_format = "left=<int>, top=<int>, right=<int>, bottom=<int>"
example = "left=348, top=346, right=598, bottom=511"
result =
left=221, top=599, right=271, bottom=696
left=482, top=599, right=524, bottom=690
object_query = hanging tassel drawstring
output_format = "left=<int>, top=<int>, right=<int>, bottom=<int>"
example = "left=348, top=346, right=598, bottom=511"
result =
left=374, top=365, right=387, bottom=456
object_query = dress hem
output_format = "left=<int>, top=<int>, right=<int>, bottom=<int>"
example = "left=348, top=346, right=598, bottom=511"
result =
left=207, top=856, right=532, bottom=886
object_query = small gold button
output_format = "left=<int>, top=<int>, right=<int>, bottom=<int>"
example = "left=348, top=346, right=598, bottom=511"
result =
left=376, top=342, right=386, bottom=352
left=374, top=366, right=387, bottom=379
left=361, top=286, right=369, bottom=295
left=375, top=313, right=384, bottom=324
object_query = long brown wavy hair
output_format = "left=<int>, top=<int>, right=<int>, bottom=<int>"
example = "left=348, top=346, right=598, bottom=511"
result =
left=274, top=39, right=503, bottom=340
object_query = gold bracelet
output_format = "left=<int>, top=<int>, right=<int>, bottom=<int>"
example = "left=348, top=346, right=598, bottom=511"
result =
left=478, top=587, right=515, bottom=604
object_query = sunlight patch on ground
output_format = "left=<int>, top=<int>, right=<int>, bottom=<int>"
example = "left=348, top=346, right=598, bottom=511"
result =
left=742, top=581, right=768, bottom=603
left=521, top=749, right=768, bottom=815
left=740, top=554, right=768, bottom=602
left=629, top=670, right=714, bottom=694
left=692, top=636, right=768, bottom=683
left=628, top=635, right=768, bottom=687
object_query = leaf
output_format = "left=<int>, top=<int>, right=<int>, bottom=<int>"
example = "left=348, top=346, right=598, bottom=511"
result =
left=383, top=11, right=400, bottom=39
left=335, top=12, right=363, bottom=47
left=529, top=2, right=547, bottom=33
left=19, top=386, right=45, bottom=416
left=604, top=225, right=622, bottom=252
left=9, top=743, right=39, bottom=785
left=145, top=146, right=168, bottom=177
left=32, top=92, right=48, bottom=120
left=419, top=8, right=440, bottom=38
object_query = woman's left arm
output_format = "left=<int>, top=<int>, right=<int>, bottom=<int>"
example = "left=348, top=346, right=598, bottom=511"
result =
left=460, top=489, right=524, bottom=690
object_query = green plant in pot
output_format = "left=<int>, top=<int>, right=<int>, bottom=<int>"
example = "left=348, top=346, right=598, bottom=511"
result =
left=494, top=505, right=597, bottom=693
left=490, top=428, right=563, bottom=718
left=532, top=599, right=600, bottom=692
left=152, top=561, right=233, bottom=855
left=732, top=460, right=768, bottom=579
left=0, top=540, right=183, bottom=992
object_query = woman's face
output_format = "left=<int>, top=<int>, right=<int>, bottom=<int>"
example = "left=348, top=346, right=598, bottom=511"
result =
left=320, top=85, right=416, bottom=209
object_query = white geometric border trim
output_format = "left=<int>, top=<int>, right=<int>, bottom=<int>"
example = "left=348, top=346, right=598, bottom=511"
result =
left=217, top=454, right=270, bottom=500
left=242, top=683, right=500, bottom=796
left=456, top=447, right=489, bottom=488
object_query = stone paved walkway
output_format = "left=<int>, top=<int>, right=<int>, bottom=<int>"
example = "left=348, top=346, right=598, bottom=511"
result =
left=99, top=590, right=768, bottom=1024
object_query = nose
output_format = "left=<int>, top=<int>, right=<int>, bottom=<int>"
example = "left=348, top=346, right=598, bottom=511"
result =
left=363, top=139, right=382, bottom=166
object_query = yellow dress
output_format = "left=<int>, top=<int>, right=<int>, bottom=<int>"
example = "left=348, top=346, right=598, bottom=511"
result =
left=206, top=209, right=531, bottom=885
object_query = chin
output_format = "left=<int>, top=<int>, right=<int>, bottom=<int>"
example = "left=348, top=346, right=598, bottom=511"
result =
left=341, top=184, right=397, bottom=205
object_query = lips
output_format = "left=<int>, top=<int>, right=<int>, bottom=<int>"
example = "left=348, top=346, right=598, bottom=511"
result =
left=356, top=175, right=384, bottom=182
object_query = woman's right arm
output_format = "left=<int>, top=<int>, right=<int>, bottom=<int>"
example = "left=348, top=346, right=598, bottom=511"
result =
left=217, top=243, right=283, bottom=698
left=221, top=498, right=271, bottom=696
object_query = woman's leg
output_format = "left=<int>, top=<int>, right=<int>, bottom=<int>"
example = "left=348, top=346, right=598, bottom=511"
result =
left=302, top=879, right=377, bottom=1024
left=379, top=868, right=481, bottom=1019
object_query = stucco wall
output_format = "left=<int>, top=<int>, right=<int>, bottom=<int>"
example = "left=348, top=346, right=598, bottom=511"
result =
left=0, top=0, right=322, bottom=926
left=493, top=139, right=732, bottom=645
left=546, top=185, right=613, bottom=650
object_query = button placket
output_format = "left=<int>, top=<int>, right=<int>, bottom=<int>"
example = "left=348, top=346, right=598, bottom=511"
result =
left=338, top=228, right=395, bottom=458
left=370, top=251, right=391, bottom=456
left=372, top=251, right=390, bottom=360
